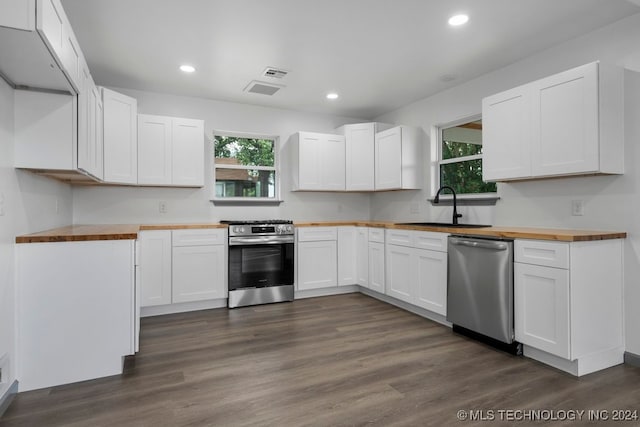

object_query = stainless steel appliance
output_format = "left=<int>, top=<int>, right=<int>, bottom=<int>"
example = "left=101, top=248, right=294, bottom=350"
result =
left=447, top=235, right=521, bottom=354
left=221, top=220, right=294, bottom=308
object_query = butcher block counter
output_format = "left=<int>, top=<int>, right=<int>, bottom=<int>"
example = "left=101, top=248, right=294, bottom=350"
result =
left=16, top=222, right=626, bottom=243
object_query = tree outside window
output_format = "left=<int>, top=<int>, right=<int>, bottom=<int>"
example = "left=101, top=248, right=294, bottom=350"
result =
left=213, top=134, right=278, bottom=199
left=438, top=119, right=496, bottom=195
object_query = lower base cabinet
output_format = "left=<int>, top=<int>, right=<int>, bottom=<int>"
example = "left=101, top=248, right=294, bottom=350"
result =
left=384, top=229, right=448, bottom=316
left=514, top=238, right=623, bottom=376
left=297, top=227, right=338, bottom=290
left=16, top=240, right=136, bottom=391
left=139, top=228, right=227, bottom=308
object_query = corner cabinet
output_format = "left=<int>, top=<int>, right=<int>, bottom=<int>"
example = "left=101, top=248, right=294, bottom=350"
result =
left=514, top=238, right=624, bottom=376
left=138, top=114, right=205, bottom=187
left=291, top=132, right=346, bottom=191
left=102, top=87, right=138, bottom=184
left=375, top=126, right=422, bottom=190
left=483, top=61, right=624, bottom=181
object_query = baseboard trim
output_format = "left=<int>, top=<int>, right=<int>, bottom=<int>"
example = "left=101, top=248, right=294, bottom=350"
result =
left=0, top=380, right=18, bottom=418
left=295, top=285, right=359, bottom=300
left=624, top=351, right=640, bottom=368
left=141, top=299, right=227, bottom=317
left=359, top=287, right=451, bottom=327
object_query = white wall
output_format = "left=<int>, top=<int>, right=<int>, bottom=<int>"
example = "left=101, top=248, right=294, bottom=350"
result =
left=373, top=13, right=640, bottom=354
left=72, top=88, right=371, bottom=224
left=0, top=80, right=73, bottom=400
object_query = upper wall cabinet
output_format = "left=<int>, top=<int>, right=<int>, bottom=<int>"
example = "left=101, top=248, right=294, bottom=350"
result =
left=138, top=114, right=205, bottom=187
left=77, top=61, right=104, bottom=180
left=0, top=0, right=83, bottom=93
left=335, top=122, right=392, bottom=191
left=102, top=88, right=138, bottom=185
left=375, top=125, right=422, bottom=190
left=483, top=61, right=624, bottom=182
left=291, top=132, right=346, bottom=191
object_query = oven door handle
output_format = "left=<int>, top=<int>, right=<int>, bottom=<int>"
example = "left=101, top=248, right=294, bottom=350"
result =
left=229, top=235, right=295, bottom=246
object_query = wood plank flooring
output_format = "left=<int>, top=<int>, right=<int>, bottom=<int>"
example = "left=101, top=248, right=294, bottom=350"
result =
left=2, top=293, right=640, bottom=426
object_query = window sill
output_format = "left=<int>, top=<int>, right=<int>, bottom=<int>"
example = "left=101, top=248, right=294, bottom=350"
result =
left=211, top=198, right=284, bottom=206
left=428, top=195, right=500, bottom=206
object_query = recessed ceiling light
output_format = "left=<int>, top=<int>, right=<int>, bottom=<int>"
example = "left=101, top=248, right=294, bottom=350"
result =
left=326, top=93, right=339, bottom=100
left=179, top=64, right=196, bottom=73
left=448, top=14, right=469, bottom=26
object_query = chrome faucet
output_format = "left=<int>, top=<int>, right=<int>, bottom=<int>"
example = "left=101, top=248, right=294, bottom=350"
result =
left=433, top=186, right=462, bottom=225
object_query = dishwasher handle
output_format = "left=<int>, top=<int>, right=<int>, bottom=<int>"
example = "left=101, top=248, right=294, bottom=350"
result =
left=449, top=237, right=509, bottom=251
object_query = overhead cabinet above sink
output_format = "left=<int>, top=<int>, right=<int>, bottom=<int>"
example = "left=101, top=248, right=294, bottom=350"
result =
left=482, top=61, right=624, bottom=181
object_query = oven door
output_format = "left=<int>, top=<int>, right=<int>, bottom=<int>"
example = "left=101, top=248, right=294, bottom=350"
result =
left=228, top=242, right=294, bottom=291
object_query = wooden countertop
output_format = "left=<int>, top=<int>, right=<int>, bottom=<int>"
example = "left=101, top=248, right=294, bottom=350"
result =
left=16, top=222, right=626, bottom=243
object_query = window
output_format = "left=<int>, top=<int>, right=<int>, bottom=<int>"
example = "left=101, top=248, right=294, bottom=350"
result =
left=213, top=132, right=279, bottom=201
left=435, top=116, right=496, bottom=197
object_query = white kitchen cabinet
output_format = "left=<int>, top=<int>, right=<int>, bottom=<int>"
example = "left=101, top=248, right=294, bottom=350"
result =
left=297, top=227, right=338, bottom=290
left=102, top=87, right=138, bottom=184
left=515, top=262, right=570, bottom=358
left=291, top=132, right=345, bottom=191
left=374, top=125, right=421, bottom=190
left=483, top=61, right=623, bottom=181
left=384, top=229, right=448, bottom=316
left=139, top=230, right=172, bottom=307
left=171, top=118, right=205, bottom=186
left=173, top=244, right=226, bottom=303
left=14, top=90, right=77, bottom=170
left=368, top=241, right=385, bottom=294
left=356, top=227, right=369, bottom=287
left=0, top=0, right=35, bottom=30
left=338, top=226, right=357, bottom=286
left=139, top=228, right=227, bottom=308
left=77, top=61, right=103, bottom=180
left=16, top=240, right=137, bottom=391
left=138, top=115, right=172, bottom=185
left=514, top=238, right=624, bottom=376
left=385, top=243, right=413, bottom=303
left=335, top=122, right=392, bottom=191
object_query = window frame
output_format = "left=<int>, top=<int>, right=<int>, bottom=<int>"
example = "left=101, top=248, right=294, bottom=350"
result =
left=211, top=130, right=282, bottom=204
left=430, top=114, right=498, bottom=204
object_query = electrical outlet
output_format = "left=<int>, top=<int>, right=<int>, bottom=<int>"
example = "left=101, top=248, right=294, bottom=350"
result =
left=571, top=200, right=585, bottom=216
left=159, top=201, right=167, bottom=214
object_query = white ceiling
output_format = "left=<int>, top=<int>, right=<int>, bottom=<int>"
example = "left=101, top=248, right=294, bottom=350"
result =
left=61, top=0, right=640, bottom=120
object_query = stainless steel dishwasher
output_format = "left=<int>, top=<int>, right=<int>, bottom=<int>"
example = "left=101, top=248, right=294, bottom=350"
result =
left=447, top=235, right=521, bottom=354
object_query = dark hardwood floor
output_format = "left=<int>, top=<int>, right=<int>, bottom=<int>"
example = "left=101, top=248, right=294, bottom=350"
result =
left=2, top=293, right=640, bottom=426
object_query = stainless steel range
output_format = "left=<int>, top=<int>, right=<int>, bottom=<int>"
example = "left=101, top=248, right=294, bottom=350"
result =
left=221, top=220, right=295, bottom=308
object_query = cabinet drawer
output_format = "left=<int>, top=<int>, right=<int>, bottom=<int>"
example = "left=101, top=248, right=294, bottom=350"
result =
left=414, top=231, right=449, bottom=252
left=172, top=229, right=226, bottom=246
left=515, top=240, right=569, bottom=269
left=385, top=229, right=413, bottom=247
left=297, top=227, right=337, bottom=242
left=368, top=228, right=385, bottom=243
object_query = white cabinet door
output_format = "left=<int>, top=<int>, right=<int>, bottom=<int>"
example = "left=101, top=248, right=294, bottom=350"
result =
left=294, top=132, right=345, bottom=191
left=320, top=134, right=346, bottom=191
left=385, top=244, right=413, bottom=303
left=139, top=231, right=172, bottom=307
left=414, top=248, right=447, bottom=315
left=102, top=87, right=138, bottom=184
left=37, top=0, right=64, bottom=61
left=375, top=127, right=402, bottom=190
left=482, top=85, right=532, bottom=181
left=93, top=86, right=104, bottom=180
left=0, top=0, right=35, bottom=30
left=368, top=242, right=385, bottom=294
left=515, top=262, right=570, bottom=359
left=356, top=227, right=369, bottom=287
left=297, top=241, right=338, bottom=290
left=78, top=71, right=103, bottom=180
left=344, top=123, right=375, bottom=191
left=172, top=245, right=226, bottom=303
left=138, top=115, right=172, bottom=185
left=531, top=62, right=599, bottom=177
left=338, top=227, right=357, bottom=286
left=172, top=118, right=204, bottom=186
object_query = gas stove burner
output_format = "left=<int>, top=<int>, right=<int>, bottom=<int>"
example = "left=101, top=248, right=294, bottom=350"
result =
left=220, top=219, right=293, bottom=225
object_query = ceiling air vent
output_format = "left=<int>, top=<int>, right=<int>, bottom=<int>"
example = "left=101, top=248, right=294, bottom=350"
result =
left=244, top=80, right=284, bottom=96
left=262, top=67, right=289, bottom=79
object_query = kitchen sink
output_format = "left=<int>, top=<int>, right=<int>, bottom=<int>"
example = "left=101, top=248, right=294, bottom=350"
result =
left=397, top=222, right=492, bottom=228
